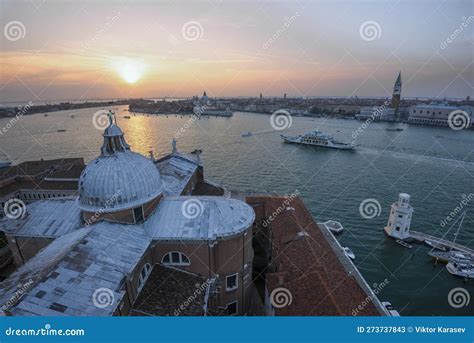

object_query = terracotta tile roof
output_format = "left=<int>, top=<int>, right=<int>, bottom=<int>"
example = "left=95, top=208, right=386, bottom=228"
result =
left=0, top=158, right=84, bottom=180
left=246, top=196, right=381, bottom=316
left=131, top=265, right=208, bottom=316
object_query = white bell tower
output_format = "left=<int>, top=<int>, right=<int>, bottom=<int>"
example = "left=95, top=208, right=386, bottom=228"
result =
left=383, top=193, right=413, bottom=240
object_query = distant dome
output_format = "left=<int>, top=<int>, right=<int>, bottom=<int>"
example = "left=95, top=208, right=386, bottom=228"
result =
left=79, top=110, right=163, bottom=213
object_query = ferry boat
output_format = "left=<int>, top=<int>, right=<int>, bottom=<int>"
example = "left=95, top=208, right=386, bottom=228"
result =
left=281, top=130, right=355, bottom=150
left=446, top=261, right=474, bottom=279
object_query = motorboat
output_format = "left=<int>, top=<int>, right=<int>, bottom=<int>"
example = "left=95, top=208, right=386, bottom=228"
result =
left=446, top=261, right=474, bottom=279
left=343, top=247, right=355, bottom=260
left=381, top=301, right=400, bottom=316
left=320, top=220, right=344, bottom=234
left=396, top=239, right=412, bottom=249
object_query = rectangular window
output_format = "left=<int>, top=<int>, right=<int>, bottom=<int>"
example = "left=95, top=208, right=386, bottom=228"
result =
left=133, top=206, right=144, bottom=223
left=226, top=273, right=238, bottom=291
left=227, top=301, right=238, bottom=315
left=171, top=252, right=180, bottom=264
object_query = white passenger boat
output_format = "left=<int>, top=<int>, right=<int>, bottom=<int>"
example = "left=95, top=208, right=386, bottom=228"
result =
left=320, top=220, right=344, bottom=234
left=281, top=130, right=355, bottom=150
left=381, top=301, right=400, bottom=316
left=446, top=261, right=474, bottom=279
left=343, top=247, right=355, bottom=260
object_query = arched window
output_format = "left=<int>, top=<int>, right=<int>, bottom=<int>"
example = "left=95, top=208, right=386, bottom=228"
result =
left=138, top=263, right=152, bottom=291
left=162, top=252, right=190, bottom=266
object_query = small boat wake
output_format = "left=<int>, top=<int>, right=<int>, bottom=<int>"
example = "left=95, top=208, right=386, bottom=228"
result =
left=358, top=147, right=474, bottom=168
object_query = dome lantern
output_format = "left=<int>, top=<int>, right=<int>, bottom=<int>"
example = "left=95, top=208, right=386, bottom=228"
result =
left=100, top=110, right=131, bottom=156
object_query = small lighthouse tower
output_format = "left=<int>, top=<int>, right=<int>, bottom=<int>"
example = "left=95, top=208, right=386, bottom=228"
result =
left=384, top=193, right=413, bottom=240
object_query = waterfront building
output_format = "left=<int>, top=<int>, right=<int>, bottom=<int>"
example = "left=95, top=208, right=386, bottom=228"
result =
left=384, top=193, right=413, bottom=240
left=407, top=102, right=472, bottom=128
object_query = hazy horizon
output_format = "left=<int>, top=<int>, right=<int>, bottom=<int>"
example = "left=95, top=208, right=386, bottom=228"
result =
left=1, top=0, right=472, bottom=103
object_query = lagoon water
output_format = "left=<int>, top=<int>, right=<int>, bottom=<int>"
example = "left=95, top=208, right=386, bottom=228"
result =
left=0, top=105, right=473, bottom=316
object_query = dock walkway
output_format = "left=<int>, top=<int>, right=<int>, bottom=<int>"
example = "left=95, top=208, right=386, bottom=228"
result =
left=410, top=231, right=474, bottom=255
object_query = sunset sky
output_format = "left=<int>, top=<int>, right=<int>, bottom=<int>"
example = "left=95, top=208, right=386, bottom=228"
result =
left=0, top=0, right=472, bottom=103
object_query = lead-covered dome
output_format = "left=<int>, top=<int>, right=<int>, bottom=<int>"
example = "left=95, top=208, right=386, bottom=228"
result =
left=79, top=110, right=163, bottom=213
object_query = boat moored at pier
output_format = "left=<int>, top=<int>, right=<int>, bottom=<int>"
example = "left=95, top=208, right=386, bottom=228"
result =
left=446, top=261, right=474, bottom=279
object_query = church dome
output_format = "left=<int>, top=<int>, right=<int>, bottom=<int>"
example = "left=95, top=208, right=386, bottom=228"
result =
left=79, top=111, right=163, bottom=214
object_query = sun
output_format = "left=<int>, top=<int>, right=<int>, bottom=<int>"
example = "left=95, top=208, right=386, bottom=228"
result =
left=113, top=59, right=146, bottom=84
